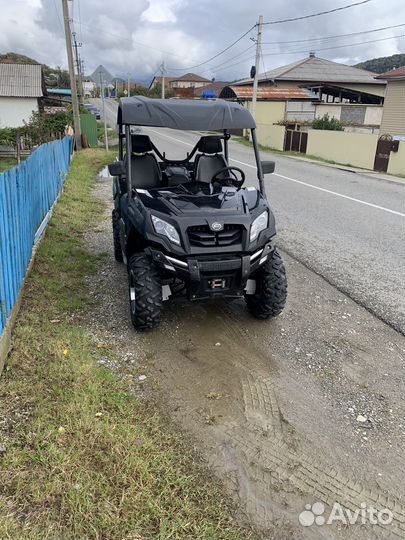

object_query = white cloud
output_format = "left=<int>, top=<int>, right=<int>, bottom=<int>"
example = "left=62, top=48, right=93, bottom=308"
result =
left=141, top=0, right=187, bottom=23
left=0, top=0, right=403, bottom=84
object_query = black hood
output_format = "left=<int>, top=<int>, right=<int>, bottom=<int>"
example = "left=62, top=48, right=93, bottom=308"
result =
left=137, top=187, right=260, bottom=216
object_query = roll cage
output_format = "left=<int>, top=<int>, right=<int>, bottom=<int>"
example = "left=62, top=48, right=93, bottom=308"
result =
left=115, top=96, right=268, bottom=198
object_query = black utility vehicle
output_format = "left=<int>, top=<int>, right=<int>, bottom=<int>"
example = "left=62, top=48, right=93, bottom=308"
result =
left=109, top=96, right=287, bottom=329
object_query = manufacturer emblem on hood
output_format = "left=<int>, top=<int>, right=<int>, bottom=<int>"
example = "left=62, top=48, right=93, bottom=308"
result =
left=211, top=222, right=223, bottom=231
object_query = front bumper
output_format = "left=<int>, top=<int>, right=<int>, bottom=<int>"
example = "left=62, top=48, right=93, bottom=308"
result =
left=145, top=241, right=275, bottom=300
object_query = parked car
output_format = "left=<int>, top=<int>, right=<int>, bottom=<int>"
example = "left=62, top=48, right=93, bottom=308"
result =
left=109, top=96, right=287, bottom=330
left=84, top=103, right=101, bottom=120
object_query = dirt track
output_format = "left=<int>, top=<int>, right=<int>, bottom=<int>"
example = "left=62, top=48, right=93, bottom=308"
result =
left=84, top=169, right=405, bottom=539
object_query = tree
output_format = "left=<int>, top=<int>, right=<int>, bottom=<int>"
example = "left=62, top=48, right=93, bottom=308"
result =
left=312, top=114, right=343, bottom=131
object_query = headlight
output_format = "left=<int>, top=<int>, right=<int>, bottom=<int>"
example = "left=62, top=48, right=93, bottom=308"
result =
left=250, top=211, right=268, bottom=242
left=151, top=215, right=180, bottom=245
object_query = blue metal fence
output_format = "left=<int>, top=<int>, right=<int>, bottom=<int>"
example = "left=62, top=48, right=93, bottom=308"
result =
left=0, top=136, right=73, bottom=335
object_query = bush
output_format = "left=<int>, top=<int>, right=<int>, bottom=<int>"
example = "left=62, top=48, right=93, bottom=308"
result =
left=312, top=113, right=344, bottom=131
left=23, top=110, right=73, bottom=145
left=0, top=127, right=19, bottom=146
left=0, top=110, right=73, bottom=150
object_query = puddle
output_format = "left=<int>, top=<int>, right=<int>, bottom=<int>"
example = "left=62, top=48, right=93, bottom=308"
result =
left=99, top=165, right=112, bottom=179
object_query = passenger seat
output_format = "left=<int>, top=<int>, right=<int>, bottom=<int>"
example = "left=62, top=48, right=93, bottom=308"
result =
left=195, top=136, right=228, bottom=183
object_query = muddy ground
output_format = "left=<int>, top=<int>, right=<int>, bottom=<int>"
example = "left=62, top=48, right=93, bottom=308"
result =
left=83, top=169, right=405, bottom=539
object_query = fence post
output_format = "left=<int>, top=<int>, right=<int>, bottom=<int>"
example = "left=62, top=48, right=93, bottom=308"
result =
left=16, top=131, right=21, bottom=165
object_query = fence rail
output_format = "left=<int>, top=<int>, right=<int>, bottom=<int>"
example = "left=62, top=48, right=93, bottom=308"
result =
left=0, top=136, right=73, bottom=335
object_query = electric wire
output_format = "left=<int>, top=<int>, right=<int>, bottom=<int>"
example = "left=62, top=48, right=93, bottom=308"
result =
left=196, top=45, right=256, bottom=75
left=260, top=24, right=405, bottom=45
left=262, top=0, right=372, bottom=25
left=52, top=0, right=64, bottom=32
left=166, top=25, right=256, bottom=71
left=261, top=34, right=405, bottom=56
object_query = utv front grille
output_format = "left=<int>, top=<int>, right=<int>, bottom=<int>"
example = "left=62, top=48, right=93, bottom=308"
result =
left=187, top=224, right=242, bottom=248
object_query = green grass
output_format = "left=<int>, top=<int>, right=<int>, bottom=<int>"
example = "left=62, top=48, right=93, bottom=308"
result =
left=0, top=149, right=248, bottom=539
left=0, top=157, right=18, bottom=173
left=96, top=122, right=117, bottom=143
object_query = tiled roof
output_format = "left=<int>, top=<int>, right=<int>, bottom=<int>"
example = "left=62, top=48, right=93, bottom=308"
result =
left=220, top=86, right=318, bottom=101
left=171, top=72, right=211, bottom=83
left=376, top=66, right=405, bottom=79
left=233, top=56, right=385, bottom=86
left=0, top=63, right=43, bottom=97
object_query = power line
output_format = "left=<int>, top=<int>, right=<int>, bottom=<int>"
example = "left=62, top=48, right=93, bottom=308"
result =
left=52, top=0, right=64, bottom=32
left=195, top=45, right=256, bottom=75
left=166, top=25, right=256, bottom=71
left=77, top=0, right=83, bottom=45
left=262, top=33, right=405, bottom=56
left=202, top=54, right=256, bottom=75
left=262, top=0, right=372, bottom=25
left=261, top=24, right=405, bottom=45
left=169, top=1, right=375, bottom=72
left=73, top=19, right=190, bottom=60
left=76, top=17, right=256, bottom=74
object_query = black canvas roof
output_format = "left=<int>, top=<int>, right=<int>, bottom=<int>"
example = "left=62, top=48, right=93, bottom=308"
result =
left=117, top=96, right=256, bottom=130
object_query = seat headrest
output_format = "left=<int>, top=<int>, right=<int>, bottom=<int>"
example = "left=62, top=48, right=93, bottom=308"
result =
left=131, top=135, right=153, bottom=153
left=197, top=136, right=222, bottom=154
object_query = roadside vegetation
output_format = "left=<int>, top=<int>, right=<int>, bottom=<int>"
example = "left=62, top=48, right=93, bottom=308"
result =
left=0, top=149, right=248, bottom=539
left=0, top=157, right=18, bottom=173
left=96, top=121, right=117, bottom=144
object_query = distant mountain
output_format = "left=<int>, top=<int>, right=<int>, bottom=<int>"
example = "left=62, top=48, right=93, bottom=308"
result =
left=354, top=53, right=405, bottom=74
left=0, top=52, right=39, bottom=64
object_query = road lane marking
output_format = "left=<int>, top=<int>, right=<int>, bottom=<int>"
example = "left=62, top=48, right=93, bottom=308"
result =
left=273, top=173, right=405, bottom=217
left=146, top=128, right=405, bottom=218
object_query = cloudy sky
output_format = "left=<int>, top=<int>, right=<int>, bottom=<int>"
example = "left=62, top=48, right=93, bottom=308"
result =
left=1, top=0, right=404, bottom=83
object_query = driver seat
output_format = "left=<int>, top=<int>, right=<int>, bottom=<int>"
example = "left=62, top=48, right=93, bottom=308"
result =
left=195, top=136, right=228, bottom=183
left=130, top=135, right=162, bottom=189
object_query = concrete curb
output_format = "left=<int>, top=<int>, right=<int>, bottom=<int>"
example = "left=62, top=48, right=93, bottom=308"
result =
left=277, top=153, right=405, bottom=186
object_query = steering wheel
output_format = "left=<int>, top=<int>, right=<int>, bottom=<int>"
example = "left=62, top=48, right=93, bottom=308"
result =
left=211, top=166, right=245, bottom=189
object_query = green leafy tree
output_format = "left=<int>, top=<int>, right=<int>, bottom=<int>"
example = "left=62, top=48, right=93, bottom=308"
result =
left=312, top=114, right=344, bottom=131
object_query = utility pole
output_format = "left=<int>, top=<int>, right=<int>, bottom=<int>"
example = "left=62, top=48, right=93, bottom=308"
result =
left=251, top=15, right=263, bottom=125
left=99, top=73, right=109, bottom=151
left=72, top=31, right=84, bottom=106
left=160, top=61, right=165, bottom=99
left=62, top=0, right=82, bottom=149
left=127, top=73, right=131, bottom=97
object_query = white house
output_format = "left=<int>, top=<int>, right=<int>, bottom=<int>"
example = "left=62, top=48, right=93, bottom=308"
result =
left=0, top=63, right=44, bottom=128
left=83, top=80, right=96, bottom=97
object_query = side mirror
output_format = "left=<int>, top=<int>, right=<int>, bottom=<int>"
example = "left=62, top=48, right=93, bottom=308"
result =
left=261, top=160, right=275, bottom=174
left=108, top=161, right=125, bottom=176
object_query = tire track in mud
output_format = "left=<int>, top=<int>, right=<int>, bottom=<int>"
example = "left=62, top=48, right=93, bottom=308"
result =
left=88, top=175, right=404, bottom=538
left=146, top=302, right=405, bottom=538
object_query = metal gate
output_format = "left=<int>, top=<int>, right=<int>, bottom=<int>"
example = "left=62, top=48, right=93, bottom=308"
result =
left=284, top=129, right=308, bottom=153
left=373, top=134, right=395, bottom=172
left=80, top=113, right=98, bottom=148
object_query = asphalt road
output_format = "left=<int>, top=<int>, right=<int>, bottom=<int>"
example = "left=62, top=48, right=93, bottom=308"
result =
left=93, top=97, right=405, bottom=333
